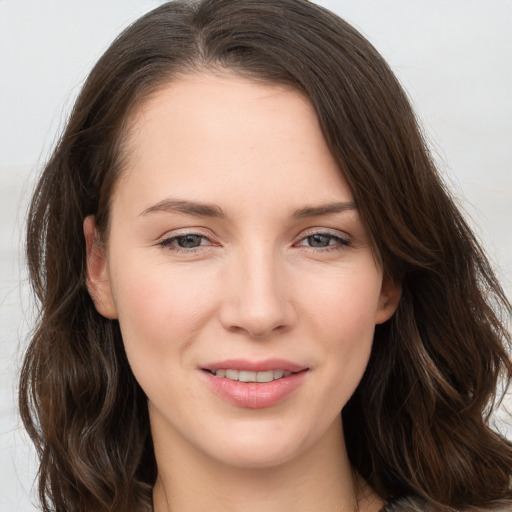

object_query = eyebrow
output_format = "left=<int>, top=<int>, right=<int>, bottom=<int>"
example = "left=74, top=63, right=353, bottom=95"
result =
left=140, top=199, right=226, bottom=218
left=140, top=198, right=357, bottom=219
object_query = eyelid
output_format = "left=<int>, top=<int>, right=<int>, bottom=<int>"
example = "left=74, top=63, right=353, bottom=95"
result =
left=295, top=227, right=351, bottom=241
left=293, top=227, right=352, bottom=250
left=156, top=226, right=215, bottom=240
left=156, top=228, right=219, bottom=252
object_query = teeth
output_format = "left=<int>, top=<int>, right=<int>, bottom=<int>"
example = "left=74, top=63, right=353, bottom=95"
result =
left=238, top=370, right=256, bottom=382
left=225, top=369, right=238, bottom=380
left=213, top=369, right=292, bottom=382
left=273, top=369, right=284, bottom=380
left=256, top=370, right=274, bottom=383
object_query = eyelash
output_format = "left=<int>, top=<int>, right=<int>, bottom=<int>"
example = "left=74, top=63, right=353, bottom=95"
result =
left=157, top=230, right=351, bottom=254
left=157, top=233, right=213, bottom=253
left=296, top=231, right=352, bottom=252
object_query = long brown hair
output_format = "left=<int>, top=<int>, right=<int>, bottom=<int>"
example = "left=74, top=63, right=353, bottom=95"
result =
left=20, top=1, right=512, bottom=510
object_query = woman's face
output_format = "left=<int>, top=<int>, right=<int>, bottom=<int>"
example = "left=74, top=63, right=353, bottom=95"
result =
left=86, top=73, right=400, bottom=469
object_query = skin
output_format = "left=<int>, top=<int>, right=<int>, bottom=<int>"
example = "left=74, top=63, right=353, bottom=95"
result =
left=85, top=73, right=401, bottom=512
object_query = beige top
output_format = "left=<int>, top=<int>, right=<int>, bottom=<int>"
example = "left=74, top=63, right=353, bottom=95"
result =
left=382, top=496, right=512, bottom=511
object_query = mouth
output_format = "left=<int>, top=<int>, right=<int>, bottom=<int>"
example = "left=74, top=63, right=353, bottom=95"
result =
left=201, top=358, right=308, bottom=381
left=201, top=359, right=309, bottom=408
left=204, top=368, right=294, bottom=382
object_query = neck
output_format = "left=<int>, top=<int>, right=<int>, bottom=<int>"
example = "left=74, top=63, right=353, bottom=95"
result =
left=151, top=416, right=380, bottom=512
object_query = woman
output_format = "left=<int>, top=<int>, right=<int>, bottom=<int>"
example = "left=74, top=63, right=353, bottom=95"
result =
left=19, top=0, right=512, bottom=511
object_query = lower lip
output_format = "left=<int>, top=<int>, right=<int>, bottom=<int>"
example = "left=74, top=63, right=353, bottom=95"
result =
left=202, top=370, right=308, bottom=409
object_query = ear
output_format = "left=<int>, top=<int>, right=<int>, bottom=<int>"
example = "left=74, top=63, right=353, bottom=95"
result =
left=84, top=215, right=118, bottom=319
left=375, top=273, right=402, bottom=325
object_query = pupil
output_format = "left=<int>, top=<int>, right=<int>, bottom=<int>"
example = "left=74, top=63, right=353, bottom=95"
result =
left=309, top=234, right=330, bottom=247
left=178, top=235, right=202, bottom=248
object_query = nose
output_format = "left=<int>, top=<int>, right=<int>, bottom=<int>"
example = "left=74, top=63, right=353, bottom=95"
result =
left=219, top=248, right=295, bottom=339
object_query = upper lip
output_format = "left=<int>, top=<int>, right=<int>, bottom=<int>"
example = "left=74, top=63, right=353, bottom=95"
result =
left=201, top=358, right=307, bottom=373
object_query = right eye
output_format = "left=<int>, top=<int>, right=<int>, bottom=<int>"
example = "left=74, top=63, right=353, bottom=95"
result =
left=158, top=233, right=212, bottom=252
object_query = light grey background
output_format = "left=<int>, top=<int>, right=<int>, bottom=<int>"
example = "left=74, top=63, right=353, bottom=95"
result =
left=1, top=1, right=511, bottom=510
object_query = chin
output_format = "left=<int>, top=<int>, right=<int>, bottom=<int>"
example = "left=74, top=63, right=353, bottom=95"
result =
left=201, top=425, right=316, bottom=470
left=214, top=446, right=300, bottom=470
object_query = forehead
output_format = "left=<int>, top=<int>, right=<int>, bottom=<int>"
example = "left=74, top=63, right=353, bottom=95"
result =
left=124, top=72, right=319, bottom=164
left=113, top=72, right=352, bottom=215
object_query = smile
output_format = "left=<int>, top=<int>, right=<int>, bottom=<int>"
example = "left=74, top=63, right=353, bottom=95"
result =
left=208, top=369, right=292, bottom=382
left=202, top=360, right=309, bottom=408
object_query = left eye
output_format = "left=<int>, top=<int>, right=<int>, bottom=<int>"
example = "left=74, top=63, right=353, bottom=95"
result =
left=297, top=233, right=350, bottom=249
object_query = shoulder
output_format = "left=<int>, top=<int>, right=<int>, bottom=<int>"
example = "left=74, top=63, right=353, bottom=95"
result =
left=382, top=496, right=512, bottom=512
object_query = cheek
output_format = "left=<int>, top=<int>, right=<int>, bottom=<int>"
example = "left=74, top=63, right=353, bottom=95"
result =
left=108, top=254, right=219, bottom=360
left=306, top=267, right=382, bottom=398
left=109, top=259, right=222, bottom=409
left=307, top=265, right=383, bottom=339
